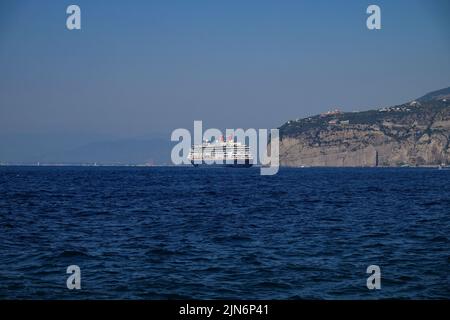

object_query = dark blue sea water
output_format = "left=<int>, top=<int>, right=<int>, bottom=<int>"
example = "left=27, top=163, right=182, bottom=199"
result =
left=0, top=166, right=449, bottom=299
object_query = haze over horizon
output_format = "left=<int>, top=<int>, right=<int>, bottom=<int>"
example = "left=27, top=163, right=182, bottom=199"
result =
left=1, top=0, right=450, bottom=163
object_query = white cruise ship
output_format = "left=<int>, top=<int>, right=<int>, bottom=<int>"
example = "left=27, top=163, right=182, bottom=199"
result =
left=187, top=137, right=253, bottom=167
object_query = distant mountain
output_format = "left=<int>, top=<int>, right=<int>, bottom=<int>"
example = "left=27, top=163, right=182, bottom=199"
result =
left=41, top=138, right=173, bottom=165
left=417, top=86, right=450, bottom=102
left=0, top=133, right=173, bottom=165
left=277, top=87, right=450, bottom=167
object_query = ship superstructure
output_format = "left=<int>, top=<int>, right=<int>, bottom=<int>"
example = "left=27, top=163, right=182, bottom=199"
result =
left=187, top=136, right=253, bottom=167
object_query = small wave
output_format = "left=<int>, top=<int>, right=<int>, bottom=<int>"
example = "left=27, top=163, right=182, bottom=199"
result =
left=398, top=275, right=415, bottom=281
left=367, top=187, right=383, bottom=192
left=304, top=198, right=321, bottom=203
left=252, top=281, right=292, bottom=290
left=162, top=293, right=194, bottom=300
left=359, top=232, right=390, bottom=238
left=1, top=223, right=14, bottom=229
left=146, top=247, right=180, bottom=256
left=240, top=254, right=262, bottom=265
left=421, top=201, right=442, bottom=207
left=430, top=235, right=449, bottom=243
left=57, top=250, right=91, bottom=258
left=11, top=192, right=39, bottom=200
left=212, top=234, right=252, bottom=243
left=193, top=266, right=223, bottom=273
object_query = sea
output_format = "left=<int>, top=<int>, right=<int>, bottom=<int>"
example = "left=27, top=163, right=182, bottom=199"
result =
left=0, top=166, right=449, bottom=299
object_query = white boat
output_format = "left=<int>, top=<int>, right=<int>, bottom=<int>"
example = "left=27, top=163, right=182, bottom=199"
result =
left=187, top=137, right=253, bottom=167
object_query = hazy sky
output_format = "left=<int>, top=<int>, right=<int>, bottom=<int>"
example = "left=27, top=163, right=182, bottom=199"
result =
left=1, top=0, right=450, bottom=140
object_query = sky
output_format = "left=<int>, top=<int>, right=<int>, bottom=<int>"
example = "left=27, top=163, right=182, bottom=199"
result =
left=1, top=0, right=450, bottom=153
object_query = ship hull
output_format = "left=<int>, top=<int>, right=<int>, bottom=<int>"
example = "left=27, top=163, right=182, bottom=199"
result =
left=191, top=160, right=252, bottom=168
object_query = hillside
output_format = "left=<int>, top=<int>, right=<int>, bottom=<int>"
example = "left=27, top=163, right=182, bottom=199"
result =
left=417, top=87, right=450, bottom=103
left=278, top=88, right=450, bottom=167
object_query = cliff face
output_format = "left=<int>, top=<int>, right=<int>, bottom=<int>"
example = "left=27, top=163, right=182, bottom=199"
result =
left=278, top=89, right=450, bottom=167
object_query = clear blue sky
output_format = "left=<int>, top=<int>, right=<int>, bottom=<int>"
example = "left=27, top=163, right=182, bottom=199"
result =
left=1, top=0, right=449, bottom=141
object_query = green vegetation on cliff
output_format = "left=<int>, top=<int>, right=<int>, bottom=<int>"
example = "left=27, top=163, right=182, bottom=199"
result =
left=278, top=87, right=450, bottom=167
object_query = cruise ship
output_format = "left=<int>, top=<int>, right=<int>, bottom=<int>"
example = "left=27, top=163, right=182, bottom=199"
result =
left=187, top=137, right=253, bottom=167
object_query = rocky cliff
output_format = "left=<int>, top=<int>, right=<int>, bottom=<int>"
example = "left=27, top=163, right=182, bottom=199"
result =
left=278, top=87, right=450, bottom=167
